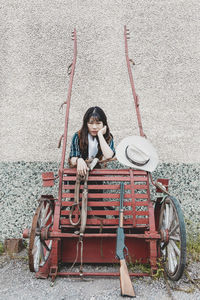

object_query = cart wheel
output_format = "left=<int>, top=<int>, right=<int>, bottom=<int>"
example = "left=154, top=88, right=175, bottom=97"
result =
left=158, top=195, right=186, bottom=281
left=29, top=198, right=54, bottom=272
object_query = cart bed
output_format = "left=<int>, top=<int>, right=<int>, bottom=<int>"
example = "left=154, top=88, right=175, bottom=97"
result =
left=61, top=168, right=151, bottom=229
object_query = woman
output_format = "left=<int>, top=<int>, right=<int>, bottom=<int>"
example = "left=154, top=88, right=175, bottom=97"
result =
left=69, top=106, right=115, bottom=174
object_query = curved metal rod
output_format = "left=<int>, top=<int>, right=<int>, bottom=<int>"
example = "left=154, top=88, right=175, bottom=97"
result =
left=56, top=29, right=77, bottom=214
left=60, top=29, right=77, bottom=172
left=124, top=25, right=146, bottom=137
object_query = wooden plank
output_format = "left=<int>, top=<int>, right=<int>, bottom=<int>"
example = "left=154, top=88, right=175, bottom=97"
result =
left=60, top=224, right=134, bottom=229
left=60, top=218, right=134, bottom=225
left=61, top=201, right=133, bottom=207
left=62, top=175, right=147, bottom=182
left=63, top=168, right=147, bottom=175
left=62, top=184, right=148, bottom=190
left=136, top=218, right=149, bottom=225
left=62, top=192, right=148, bottom=199
left=88, top=176, right=131, bottom=181
left=61, top=210, right=133, bottom=216
left=135, top=211, right=149, bottom=216
left=62, top=193, right=133, bottom=199
left=135, top=201, right=148, bottom=206
left=63, top=168, right=131, bottom=175
left=134, top=194, right=148, bottom=199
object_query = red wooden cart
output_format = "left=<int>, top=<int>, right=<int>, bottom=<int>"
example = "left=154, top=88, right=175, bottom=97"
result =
left=23, top=26, right=186, bottom=283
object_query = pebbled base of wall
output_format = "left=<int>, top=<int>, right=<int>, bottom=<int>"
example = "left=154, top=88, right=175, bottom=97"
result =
left=0, top=161, right=199, bottom=242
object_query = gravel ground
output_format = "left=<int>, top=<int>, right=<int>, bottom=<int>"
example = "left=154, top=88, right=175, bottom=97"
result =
left=0, top=250, right=200, bottom=300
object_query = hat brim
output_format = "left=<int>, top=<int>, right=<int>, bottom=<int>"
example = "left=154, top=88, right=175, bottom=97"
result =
left=116, top=136, right=159, bottom=172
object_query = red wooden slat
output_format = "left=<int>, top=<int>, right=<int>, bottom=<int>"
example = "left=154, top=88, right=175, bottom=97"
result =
left=134, top=179, right=148, bottom=183
left=62, top=193, right=133, bottom=199
left=62, top=175, right=147, bottom=182
left=134, top=194, right=148, bottom=199
left=63, top=169, right=131, bottom=175
left=63, top=168, right=147, bottom=175
left=136, top=218, right=149, bottom=224
left=61, top=210, right=133, bottom=216
left=62, top=176, right=129, bottom=181
left=63, top=169, right=76, bottom=174
left=88, top=176, right=131, bottom=181
left=89, top=211, right=133, bottom=216
left=62, top=176, right=77, bottom=181
left=91, top=169, right=130, bottom=175
left=62, top=184, right=148, bottom=190
left=135, top=201, right=148, bottom=206
left=60, top=225, right=134, bottom=229
left=131, top=185, right=148, bottom=189
left=61, top=201, right=133, bottom=207
left=135, top=211, right=149, bottom=216
left=60, top=218, right=134, bottom=225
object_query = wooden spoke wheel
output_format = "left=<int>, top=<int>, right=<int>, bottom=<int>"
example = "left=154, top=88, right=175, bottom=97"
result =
left=159, top=195, right=186, bottom=281
left=29, top=198, right=54, bottom=272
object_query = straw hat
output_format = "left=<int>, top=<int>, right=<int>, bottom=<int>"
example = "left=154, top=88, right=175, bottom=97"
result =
left=116, top=136, right=158, bottom=172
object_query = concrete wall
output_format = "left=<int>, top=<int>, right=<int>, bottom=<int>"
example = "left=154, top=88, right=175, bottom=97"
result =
left=1, top=0, right=200, bottom=162
left=1, top=0, right=200, bottom=240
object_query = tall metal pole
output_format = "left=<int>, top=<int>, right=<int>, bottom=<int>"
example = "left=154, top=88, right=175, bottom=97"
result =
left=124, top=25, right=146, bottom=138
left=60, top=29, right=77, bottom=172
left=57, top=29, right=77, bottom=212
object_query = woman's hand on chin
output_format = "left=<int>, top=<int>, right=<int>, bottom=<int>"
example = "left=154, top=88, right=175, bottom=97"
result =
left=98, top=126, right=107, bottom=137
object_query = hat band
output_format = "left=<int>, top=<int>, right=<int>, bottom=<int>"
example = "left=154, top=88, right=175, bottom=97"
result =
left=125, top=146, right=150, bottom=166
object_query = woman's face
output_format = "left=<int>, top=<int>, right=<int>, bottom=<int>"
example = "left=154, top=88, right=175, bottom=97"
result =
left=87, top=117, right=103, bottom=137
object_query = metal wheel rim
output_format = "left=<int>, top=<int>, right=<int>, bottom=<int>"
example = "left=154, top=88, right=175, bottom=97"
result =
left=159, top=196, right=186, bottom=279
left=29, top=199, right=54, bottom=272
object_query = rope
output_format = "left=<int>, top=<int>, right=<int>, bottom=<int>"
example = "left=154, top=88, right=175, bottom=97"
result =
left=69, top=235, right=83, bottom=273
left=68, top=157, right=108, bottom=275
left=69, top=176, right=82, bottom=226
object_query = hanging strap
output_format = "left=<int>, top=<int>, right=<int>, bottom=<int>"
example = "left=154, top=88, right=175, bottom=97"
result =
left=80, top=170, right=89, bottom=234
left=69, top=168, right=89, bottom=229
left=69, top=175, right=82, bottom=226
left=69, top=171, right=88, bottom=277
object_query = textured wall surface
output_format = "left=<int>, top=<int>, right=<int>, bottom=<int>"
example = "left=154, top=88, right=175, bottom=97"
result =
left=0, top=0, right=200, bottom=240
left=1, top=0, right=200, bottom=162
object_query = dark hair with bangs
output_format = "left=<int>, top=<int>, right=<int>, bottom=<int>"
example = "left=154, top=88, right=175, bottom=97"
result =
left=78, top=106, right=112, bottom=159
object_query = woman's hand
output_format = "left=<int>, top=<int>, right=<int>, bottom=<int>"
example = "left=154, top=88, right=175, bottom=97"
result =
left=77, top=158, right=89, bottom=176
left=97, top=125, right=114, bottom=159
left=98, top=125, right=107, bottom=137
